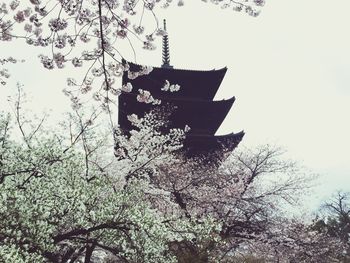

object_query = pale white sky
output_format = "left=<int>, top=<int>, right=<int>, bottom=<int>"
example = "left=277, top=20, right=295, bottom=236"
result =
left=1, top=0, right=349, bottom=209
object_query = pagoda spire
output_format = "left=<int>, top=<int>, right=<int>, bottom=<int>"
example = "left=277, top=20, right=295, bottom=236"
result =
left=161, top=19, right=173, bottom=68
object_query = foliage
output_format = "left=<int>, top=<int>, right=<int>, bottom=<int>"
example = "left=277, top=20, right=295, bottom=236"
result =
left=0, top=90, right=188, bottom=262
left=311, top=191, right=350, bottom=262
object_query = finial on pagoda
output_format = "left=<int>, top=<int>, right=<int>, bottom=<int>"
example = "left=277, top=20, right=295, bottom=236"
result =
left=161, top=19, right=173, bottom=69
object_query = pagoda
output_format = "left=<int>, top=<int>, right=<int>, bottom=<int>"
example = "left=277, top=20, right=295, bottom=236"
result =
left=118, top=20, right=244, bottom=159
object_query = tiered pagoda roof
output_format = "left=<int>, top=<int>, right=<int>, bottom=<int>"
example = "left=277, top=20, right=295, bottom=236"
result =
left=118, top=20, right=244, bottom=158
left=122, top=62, right=227, bottom=100
left=119, top=91, right=235, bottom=135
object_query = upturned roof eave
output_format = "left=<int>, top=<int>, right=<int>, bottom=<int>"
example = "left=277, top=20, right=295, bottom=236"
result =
left=186, top=131, right=245, bottom=140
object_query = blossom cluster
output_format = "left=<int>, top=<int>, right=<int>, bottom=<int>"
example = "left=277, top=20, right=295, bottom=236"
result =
left=137, top=89, right=161, bottom=105
left=161, top=80, right=181, bottom=92
left=203, top=0, right=265, bottom=16
left=0, top=56, right=23, bottom=85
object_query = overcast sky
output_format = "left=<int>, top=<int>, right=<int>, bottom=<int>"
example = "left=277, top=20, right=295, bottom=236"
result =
left=1, top=0, right=349, bottom=209
left=158, top=0, right=350, bottom=208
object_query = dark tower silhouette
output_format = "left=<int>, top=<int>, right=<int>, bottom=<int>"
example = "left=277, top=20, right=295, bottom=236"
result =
left=118, top=20, right=244, bottom=160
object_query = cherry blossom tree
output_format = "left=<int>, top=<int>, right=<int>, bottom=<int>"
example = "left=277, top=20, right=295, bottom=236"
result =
left=0, top=88, right=189, bottom=262
left=148, top=145, right=315, bottom=262
left=0, top=104, right=179, bottom=263
left=1, top=87, right=347, bottom=262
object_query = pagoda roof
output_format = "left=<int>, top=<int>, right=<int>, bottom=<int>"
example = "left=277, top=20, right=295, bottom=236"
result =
left=118, top=92, right=235, bottom=135
left=123, top=61, right=227, bottom=101
left=184, top=131, right=245, bottom=156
